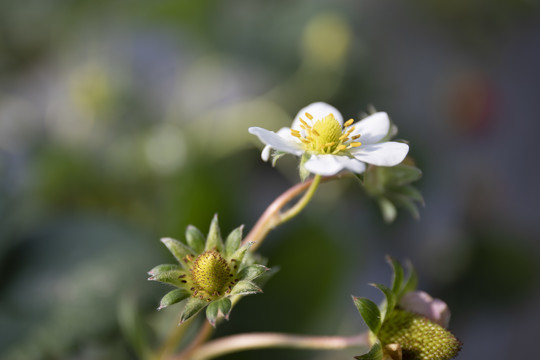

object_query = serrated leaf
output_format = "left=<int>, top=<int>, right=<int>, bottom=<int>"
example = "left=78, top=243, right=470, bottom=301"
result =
left=379, top=197, right=397, bottom=223
left=160, top=238, right=196, bottom=269
left=158, top=289, right=190, bottom=310
left=236, top=264, right=269, bottom=282
left=371, top=283, right=397, bottom=322
left=353, top=296, right=382, bottom=334
left=387, top=256, right=404, bottom=296
left=400, top=260, right=418, bottom=298
left=180, top=297, right=208, bottom=324
left=185, top=225, right=205, bottom=254
left=147, top=264, right=180, bottom=276
left=225, top=225, right=243, bottom=258
left=205, top=214, right=224, bottom=252
left=354, top=342, right=383, bottom=360
left=228, top=280, right=262, bottom=297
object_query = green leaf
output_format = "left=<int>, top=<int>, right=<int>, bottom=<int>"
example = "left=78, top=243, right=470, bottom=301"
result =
left=206, top=301, right=219, bottom=327
left=228, top=280, right=262, bottom=297
left=387, top=256, right=404, bottom=296
left=353, top=296, right=382, bottom=334
left=205, top=214, right=224, bottom=252
left=147, top=264, right=180, bottom=276
left=378, top=197, right=397, bottom=223
left=185, top=225, right=205, bottom=254
left=147, top=269, right=189, bottom=287
left=394, top=184, right=424, bottom=203
left=370, top=283, right=396, bottom=322
left=217, top=297, right=232, bottom=319
left=180, top=297, right=208, bottom=324
left=354, top=342, right=383, bottom=360
left=225, top=225, right=243, bottom=258
left=236, top=264, right=269, bottom=282
left=400, top=260, right=418, bottom=298
left=158, top=289, right=190, bottom=310
left=160, top=237, right=196, bottom=269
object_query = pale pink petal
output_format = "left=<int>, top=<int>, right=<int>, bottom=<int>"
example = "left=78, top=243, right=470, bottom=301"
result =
left=292, top=102, right=343, bottom=130
left=348, top=112, right=390, bottom=145
left=350, top=142, right=409, bottom=166
left=399, top=291, right=451, bottom=328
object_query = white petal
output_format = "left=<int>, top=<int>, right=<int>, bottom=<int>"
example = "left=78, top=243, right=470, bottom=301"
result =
left=261, top=127, right=296, bottom=161
left=334, top=156, right=366, bottom=174
left=304, top=154, right=345, bottom=176
left=350, top=141, right=409, bottom=166
left=348, top=112, right=390, bottom=144
left=291, top=102, right=343, bottom=130
left=248, top=127, right=303, bottom=156
left=261, top=145, right=271, bottom=161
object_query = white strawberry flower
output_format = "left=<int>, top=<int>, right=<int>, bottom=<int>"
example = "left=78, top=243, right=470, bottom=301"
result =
left=249, top=102, right=409, bottom=176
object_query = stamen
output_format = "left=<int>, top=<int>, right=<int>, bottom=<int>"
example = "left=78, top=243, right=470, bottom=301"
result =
left=344, top=119, right=354, bottom=127
left=305, top=112, right=313, bottom=120
left=299, top=118, right=309, bottom=128
left=291, top=132, right=301, bottom=138
left=339, top=134, right=349, bottom=141
left=312, top=129, right=320, bottom=136
left=336, top=144, right=347, bottom=151
left=349, top=142, right=362, bottom=147
left=324, top=142, right=335, bottom=148
left=351, top=134, right=361, bottom=140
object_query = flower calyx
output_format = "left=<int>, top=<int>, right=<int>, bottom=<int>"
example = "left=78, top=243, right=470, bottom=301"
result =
left=148, top=214, right=271, bottom=327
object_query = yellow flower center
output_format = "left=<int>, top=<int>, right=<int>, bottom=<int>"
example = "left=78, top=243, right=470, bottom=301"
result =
left=191, top=250, right=233, bottom=300
left=291, top=112, right=362, bottom=154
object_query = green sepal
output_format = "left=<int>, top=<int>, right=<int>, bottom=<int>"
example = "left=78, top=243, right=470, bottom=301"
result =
left=206, top=297, right=232, bottom=327
left=158, top=289, right=191, bottom=310
left=387, top=256, right=404, bottom=296
left=378, top=197, right=397, bottom=223
left=228, top=241, right=253, bottom=268
left=399, top=260, right=418, bottom=299
left=147, top=269, right=188, bottom=287
left=236, top=264, right=269, bottom=282
left=299, top=153, right=310, bottom=182
left=185, top=225, right=205, bottom=254
left=386, top=164, right=422, bottom=186
left=354, top=342, right=383, bottom=360
left=161, top=237, right=196, bottom=269
left=228, top=280, right=262, bottom=296
left=370, top=283, right=396, bottom=322
left=179, top=297, right=208, bottom=324
left=205, top=214, right=224, bottom=252
left=353, top=296, right=382, bottom=334
left=271, top=151, right=287, bottom=167
left=225, top=225, right=243, bottom=258
left=147, top=264, right=180, bottom=276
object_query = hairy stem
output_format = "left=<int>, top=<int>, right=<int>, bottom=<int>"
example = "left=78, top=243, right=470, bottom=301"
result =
left=188, top=331, right=370, bottom=360
left=243, top=174, right=330, bottom=251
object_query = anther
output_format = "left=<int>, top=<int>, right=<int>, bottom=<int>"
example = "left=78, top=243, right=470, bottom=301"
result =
left=349, top=142, right=362, bottom=147
left=305, top=112, right=313, bottom=120
left=344, top=119, right=354, bottom=127
left=299, top=118, right=309, bottom=127
left=312, top=129, right=320, bottom=136
left=351, top=134, right=361, bottom=140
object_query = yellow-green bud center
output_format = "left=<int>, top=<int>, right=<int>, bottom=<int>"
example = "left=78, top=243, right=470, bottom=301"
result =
left=379, top=309, right=461, bottom=360
left=191, top=250, right=232, bottom=300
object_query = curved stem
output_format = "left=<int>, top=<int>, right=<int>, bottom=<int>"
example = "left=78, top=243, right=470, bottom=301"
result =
left=243, top=174, right=327, bottom=251
left=171, top=321, right=215, bottom=360
left=188, top=331, right=370, bottom=360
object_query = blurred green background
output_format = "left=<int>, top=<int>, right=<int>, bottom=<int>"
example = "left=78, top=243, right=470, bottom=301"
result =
left=1, top=1, right=540, bottom=359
